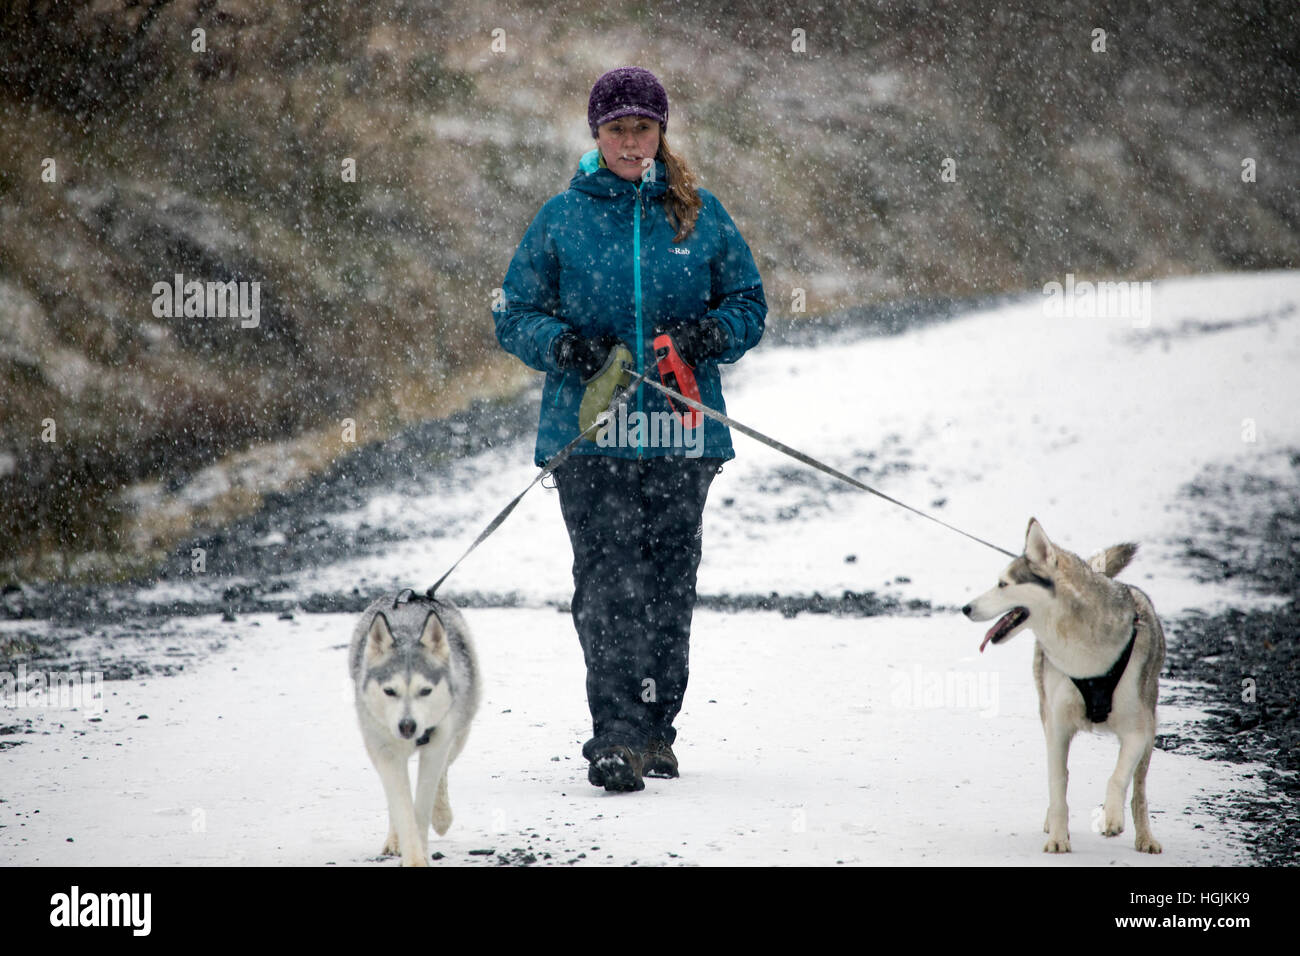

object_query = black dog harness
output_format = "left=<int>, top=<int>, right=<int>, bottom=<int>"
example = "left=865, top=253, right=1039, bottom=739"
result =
left=1070, top=612, right=1140, bottom=724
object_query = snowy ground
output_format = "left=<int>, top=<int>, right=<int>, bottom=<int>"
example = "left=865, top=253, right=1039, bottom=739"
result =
left=4, top=270, right=1299, bottom=866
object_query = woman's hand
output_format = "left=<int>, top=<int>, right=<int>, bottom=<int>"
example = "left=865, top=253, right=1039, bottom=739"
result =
left=653, top=318, right=729, bottom=368
left=554, top=332, right=624, bottom=382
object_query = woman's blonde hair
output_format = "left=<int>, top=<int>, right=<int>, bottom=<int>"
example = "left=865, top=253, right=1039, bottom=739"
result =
left=656, top=133, right=702, bottom=243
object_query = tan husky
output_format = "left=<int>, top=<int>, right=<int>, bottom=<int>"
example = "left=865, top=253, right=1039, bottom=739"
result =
left=963, top=518, right=1165, bottom=854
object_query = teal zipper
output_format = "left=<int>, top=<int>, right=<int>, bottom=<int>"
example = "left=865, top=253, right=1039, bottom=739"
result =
left=633, top=181, right=644, bottom=457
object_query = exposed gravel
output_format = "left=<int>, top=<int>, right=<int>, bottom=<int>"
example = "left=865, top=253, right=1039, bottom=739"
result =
left=1162, top=451, right=1300, bottom=865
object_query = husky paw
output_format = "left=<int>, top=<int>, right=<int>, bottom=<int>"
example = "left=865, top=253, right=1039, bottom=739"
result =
left=1136, top=834, right=1162, bottom=854
left=400, top=852, right=429, bottom=868
left=432, top=805, right=453, bottom=837
left=1043, top=835, right=1071, bottom=853
left=381, top=830, right=400, bottom=856
left=1101, top=812, right=1125, bottom=837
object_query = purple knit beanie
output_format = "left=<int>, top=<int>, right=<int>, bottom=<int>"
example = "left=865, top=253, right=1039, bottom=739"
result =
left=587, top=66, right=669, bottom=137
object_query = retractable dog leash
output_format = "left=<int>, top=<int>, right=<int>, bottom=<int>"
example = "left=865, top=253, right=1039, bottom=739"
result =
left=425, top=356, right=1014, bottom=597
left=424, top=409, right=611, bottom=599
left=652, top=333, right=702, bottom=428
left=621, top=366, right=1017, bottom=559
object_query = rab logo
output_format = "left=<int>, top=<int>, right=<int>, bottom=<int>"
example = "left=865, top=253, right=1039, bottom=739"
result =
left=668, top=247, right=690, bottom=255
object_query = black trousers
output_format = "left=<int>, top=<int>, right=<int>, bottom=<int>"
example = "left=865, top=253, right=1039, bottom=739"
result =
left=555, top=455, right=722, bottom=761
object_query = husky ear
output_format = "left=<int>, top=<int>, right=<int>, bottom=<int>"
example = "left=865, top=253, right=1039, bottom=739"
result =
left=1088, top=542, right=1138, bottom=578
left=1024, top=517, right=1057, bottom=569
left=365, top=612, right=394, bottom=663
left=419, top=611, right=451, bottom=664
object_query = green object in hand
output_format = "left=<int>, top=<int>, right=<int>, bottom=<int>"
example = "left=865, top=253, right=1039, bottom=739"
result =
left=578, top=343, right=635, bottom=442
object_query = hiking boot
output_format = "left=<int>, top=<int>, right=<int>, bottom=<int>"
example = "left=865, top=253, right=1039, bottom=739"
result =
left=587, top=744, right=645, bottom=792
left=642, top=738, right=679, bottom=778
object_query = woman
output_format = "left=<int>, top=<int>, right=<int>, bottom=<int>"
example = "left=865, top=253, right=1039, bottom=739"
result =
left=494, top=66, right=766, bottom=792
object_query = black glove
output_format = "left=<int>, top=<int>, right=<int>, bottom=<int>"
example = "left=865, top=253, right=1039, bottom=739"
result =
left=653, top=317, right=728, bottom=367
left=554, top=332, right=622, bottom=381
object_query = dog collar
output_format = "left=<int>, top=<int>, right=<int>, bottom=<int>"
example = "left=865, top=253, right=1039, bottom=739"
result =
left=1069, top=612, right=1140, bottom=724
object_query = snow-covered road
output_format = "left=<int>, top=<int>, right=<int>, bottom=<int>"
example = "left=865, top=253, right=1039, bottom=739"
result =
left=0, top=608, right=1264, bottom=866
left=5, top=270, right=1298, bottom=866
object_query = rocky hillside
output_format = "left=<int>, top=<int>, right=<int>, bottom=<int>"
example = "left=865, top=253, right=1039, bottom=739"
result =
left=1, top=0, right=1296, bottom=580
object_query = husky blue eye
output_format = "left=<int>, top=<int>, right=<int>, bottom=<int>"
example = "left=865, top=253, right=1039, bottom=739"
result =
left=419, top=688, right=433, bottom=697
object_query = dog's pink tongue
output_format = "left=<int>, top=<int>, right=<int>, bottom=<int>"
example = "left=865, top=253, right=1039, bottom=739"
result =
left=980, top=614, right=1013, bottom=652
left=980, top=609, right=1026, bottom=652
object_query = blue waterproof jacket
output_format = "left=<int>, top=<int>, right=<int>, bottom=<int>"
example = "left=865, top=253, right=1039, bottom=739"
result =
left=495, top=148, right=767, bottom=465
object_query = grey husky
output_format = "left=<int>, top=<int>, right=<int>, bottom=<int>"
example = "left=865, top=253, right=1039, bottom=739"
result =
left=350, top=590, right=480, bottom=866
left=962, top=518, right=1165, bottom=854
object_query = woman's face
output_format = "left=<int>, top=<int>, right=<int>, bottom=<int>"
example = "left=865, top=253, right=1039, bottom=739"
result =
left=596, top=116, right=661, bottom=182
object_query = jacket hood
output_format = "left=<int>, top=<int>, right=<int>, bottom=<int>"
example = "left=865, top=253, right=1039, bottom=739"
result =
left=568, top=147, right=669, bottom=199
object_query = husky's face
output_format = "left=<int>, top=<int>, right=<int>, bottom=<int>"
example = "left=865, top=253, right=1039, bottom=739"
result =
left=359, top=611, right=455, bottom=741
left=963, top=517, right=1059, bottom=651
